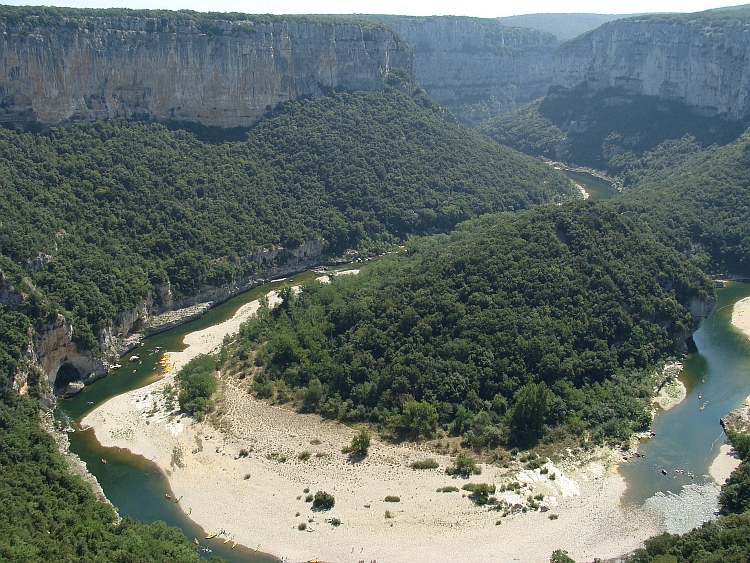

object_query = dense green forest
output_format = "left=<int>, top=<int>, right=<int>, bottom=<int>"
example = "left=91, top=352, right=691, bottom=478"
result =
left=226, top=201, right=712, bottom=446
left=610, top=131, right=750, bottom=277
left=477, top=85, right=747, bottom=172
left=0, top=88, right=573, bottom=351
left=0, top=390, right=218, bottom=563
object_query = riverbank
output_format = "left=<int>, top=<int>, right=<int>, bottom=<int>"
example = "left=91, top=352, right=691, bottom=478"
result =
left=83, top=286, right=662, bottom=563
left=707, top=297, right=750, bottom=484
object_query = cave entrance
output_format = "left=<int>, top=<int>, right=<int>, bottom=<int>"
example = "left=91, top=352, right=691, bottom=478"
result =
left=54, top=362, right=83, bottom=395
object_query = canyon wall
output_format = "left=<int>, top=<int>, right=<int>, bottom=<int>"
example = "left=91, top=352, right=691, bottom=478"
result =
left=369, top=16, right=557, bottom=125
left=554, top=13, right=750, bottom=119
left=0, top=13, right=412, bottom=127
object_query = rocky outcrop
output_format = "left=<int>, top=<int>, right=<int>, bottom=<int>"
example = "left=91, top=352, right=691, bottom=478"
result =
left=23, top=238, right=327, bottom=392
left=721, top=396, right=750, bottom=435
left=554, top=12, right=750, bottom=118
left=30, top=314, right=109, bottom=392
left=368, top=16, right=557, bottom=125
left=0, top=12, right=412, bottom=127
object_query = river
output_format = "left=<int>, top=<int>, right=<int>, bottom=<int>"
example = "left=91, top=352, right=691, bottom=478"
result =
left=58, top=271, right=750, bottom=557
left=618, top=282, right=750, bottom=531
left=560, top=169, right=619, bottom=200
left=58, top=271, right=322, bottom=563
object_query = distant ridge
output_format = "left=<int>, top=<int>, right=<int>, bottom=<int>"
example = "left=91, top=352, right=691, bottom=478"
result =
left=497, top=13, right=630, bottom=42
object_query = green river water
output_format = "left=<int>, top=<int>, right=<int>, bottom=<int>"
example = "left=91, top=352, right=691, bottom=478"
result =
left=620, top=281, right=750, bottom=505
left=58, top=271, right=321, bottom=563
left=561, top=169, right=619, bottom=200
left=57, top=267, right=750, bottom=559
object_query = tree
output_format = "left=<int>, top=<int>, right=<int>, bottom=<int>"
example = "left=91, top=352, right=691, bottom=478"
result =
left=302, top=377, right=323, bottom=412
left=508, top=381, right=552, bottom=444
left=550, top=550, right=575, bottom=563
left=446, top=453, right=482, bottom=477
left=400, top=399, right=438, bottom=439
left=349, top=426, right=371, bottom=455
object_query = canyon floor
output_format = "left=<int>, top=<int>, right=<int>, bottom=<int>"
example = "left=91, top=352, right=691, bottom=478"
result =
left=78, top=284, right=750, bottom=563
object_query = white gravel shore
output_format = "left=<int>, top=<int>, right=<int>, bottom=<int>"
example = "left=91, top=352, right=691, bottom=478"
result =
left=83, top=283, right=664, bottom=563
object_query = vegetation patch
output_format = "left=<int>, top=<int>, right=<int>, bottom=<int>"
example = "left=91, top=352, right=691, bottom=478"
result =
left=176, top=355, right=218, bottom=420
left=312, top=491, right=335, bottom=510
left=436, top=486, right=459, bottom=493
left=410, top=458, right=439, bottom=470
left=446, top=453, right=482, bottom=477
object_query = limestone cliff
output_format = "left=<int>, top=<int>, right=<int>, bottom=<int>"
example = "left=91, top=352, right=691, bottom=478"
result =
left=0, top=11, right=412, bottom=127
left=13, top=238, right=326, bottom=394
left=366, top=16, right=557, bottom=126
left=554, top=10, right=750, bottom=119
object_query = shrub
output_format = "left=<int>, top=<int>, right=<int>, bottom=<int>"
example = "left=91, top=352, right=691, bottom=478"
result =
left=298, top=522, right=307, bottom=531
left=312, top=491, right=335, bottom=510
left=348, top=427, right=371, bottom=456
left=298, top=450, right=312, bottom=461
left=243, top=473, right=251, bottom=480
left=384, top=495, right=400, bottom=502
left=550, top=549, right=574, bottom=563
left=305, top=494, right=314, bottom=502
left=330, top=517, right=341, bottom=526
left=410, top=458, right=439, bottom=470
left=446, top=453, right=481, bottom=477
left=437, top=486, right=459, bottom=493
left=238, top=448, right=250, bottom=458
left=548, top=514, right=559, bottom=520
left=463, top=483, right=496, bottom=505
left=384, top=510, right=393, bottom=519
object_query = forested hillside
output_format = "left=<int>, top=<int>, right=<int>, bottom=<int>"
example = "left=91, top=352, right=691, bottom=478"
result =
left=0, top=390, right=214, bottom=562
left=610, top=131, right=750, bottom=277
left=0, top=88, right=573, bottom=352
left=477, top=86, right=747, bottom=171
left=226, top=201, right=712, bottom=447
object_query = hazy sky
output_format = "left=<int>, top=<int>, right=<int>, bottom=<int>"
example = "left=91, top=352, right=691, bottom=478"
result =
left=3, top=0, right=748, bottom=17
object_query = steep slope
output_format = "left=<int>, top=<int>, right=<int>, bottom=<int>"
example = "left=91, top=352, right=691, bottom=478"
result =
left=497, top=13, right=628, bottom=42
left=364, top=15, right=557, bottom=125
left=554, top=7, right=750, bottom=119
left=0, top=6, right=412, bottom=128
left=612, top=130, right=750, bottom=276
left=228, top=201, right=713, bottom=446
left=0, top=88, right=575, bottom=389
left=477, top=86, right=747, bottom=169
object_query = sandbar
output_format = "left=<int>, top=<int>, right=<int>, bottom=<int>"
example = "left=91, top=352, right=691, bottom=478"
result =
left=83, top=287, right=662, bottom=563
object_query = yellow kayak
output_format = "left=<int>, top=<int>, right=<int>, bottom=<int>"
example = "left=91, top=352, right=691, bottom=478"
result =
left=231, top=542, right=237, bottom=549
left=206, top=532, right=216, bottom=539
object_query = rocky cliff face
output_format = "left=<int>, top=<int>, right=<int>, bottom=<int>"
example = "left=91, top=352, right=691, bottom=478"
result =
left=0, top=14, right=412, bottom=127
left=367, top=16, right=557, bottom=126
left=554, top=14, right=750, bottom=119
left=19, top=238, right=326, bottom=393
